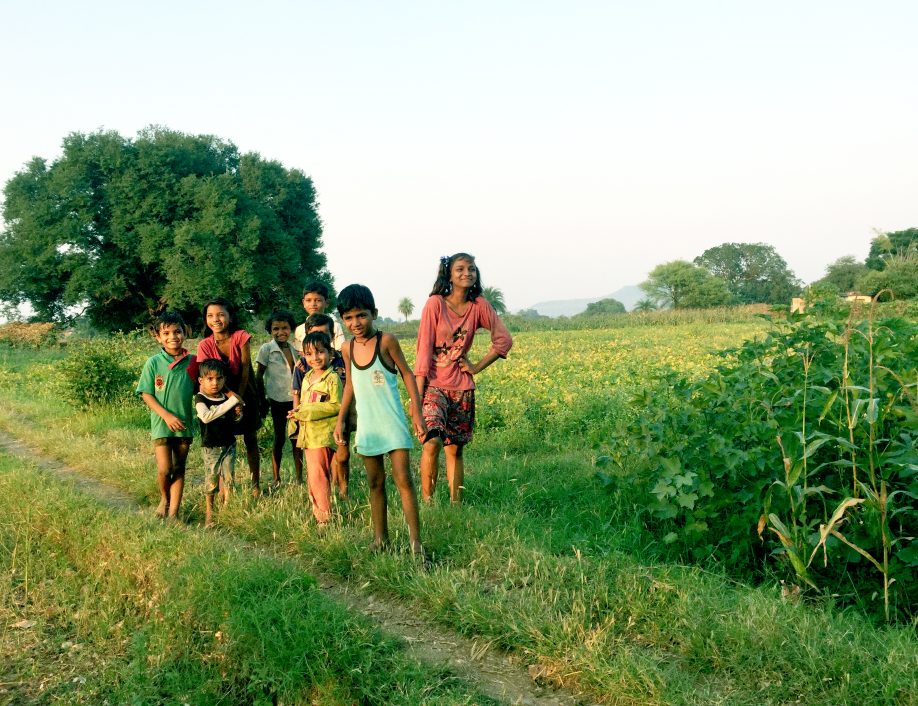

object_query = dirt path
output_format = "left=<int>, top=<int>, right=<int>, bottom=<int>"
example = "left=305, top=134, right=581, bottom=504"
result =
left=0, top=431, right=595, bottom=706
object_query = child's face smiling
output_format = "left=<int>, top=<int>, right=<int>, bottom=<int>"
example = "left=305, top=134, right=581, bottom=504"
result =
left=155, top=323, right=185, bottom=356
left=206, top=305, right=230, bottom=336
left=302, top=292, right=327, bottom=316
left=199, top=371, right=225, bottom=397
left=304, top=344, right=331, bottom=373
left=450, top=258, right=477, bottom=290
left=341, top=308, right=375, bottom=340
left=270, top=320, right=292, bottom=345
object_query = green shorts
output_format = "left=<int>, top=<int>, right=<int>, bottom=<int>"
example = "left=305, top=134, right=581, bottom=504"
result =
left=201, top=444, right=235, bottom=495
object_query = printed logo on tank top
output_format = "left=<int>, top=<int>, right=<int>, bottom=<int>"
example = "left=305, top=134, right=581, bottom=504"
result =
left=372, top=370, right=385, bottom=386
left=155, top=374, right=165, bottom=390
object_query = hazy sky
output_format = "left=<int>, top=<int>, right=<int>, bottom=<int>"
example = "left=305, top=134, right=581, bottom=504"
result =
left=2, top=1, right=916, bottom=318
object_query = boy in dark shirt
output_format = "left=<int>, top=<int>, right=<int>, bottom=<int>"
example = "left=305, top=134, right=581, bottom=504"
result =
left=195, top=358, right=242, bottom=527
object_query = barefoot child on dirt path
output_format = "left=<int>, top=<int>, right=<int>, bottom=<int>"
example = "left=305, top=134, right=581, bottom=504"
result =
left=195, top=358, right=243, bottom=527
left=256, top=309, right=303, bottom=486
left=136, top=311, right=195, bottom=521
left=289, top=331, right=342, bottom=524
left=414, top=253, right=513, bottom=504
left=333, top=284, right=427, bottom=557
left=293, top=313, right=351, bottom=499
left=189, top=298, right=264, bottom=496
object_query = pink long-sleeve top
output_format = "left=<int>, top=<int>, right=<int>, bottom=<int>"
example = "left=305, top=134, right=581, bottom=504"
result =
left=414, top=295, right=513, bottom=391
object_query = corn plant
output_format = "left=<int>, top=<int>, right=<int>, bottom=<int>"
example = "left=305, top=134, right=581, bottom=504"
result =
left=612, top=304, right=918, bottom=621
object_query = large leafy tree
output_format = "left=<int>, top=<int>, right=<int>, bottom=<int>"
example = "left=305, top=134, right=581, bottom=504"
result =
left=641, top=260, right=732, bottom=309
left=694, top=242, right=800, bottom=304
left=580, top=297, right=626, bottom=315
left=0, top=127, right=327, bottom=330
left=816, top=255, right=870, bottom=294
left=865, top=228, right=918, bottom=271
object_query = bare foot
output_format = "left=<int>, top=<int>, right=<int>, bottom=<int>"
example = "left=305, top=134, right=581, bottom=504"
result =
left=367, top=539, right=388, bottom=554
left=155, top=500, right=168, bottom=518
left=411, top=541, right=431, bottom=570
left=251, top=485, right=261, bottom=498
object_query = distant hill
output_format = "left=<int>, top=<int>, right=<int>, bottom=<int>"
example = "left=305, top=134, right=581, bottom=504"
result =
left=529, top=285, right=644, bottom=317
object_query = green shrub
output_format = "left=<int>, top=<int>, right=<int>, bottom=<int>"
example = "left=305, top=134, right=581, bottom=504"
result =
left=59, top=334, right=148, bottom=408
left=607, top=310, right=918, bottom=621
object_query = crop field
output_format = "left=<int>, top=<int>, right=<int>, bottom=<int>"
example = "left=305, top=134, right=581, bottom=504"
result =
left=1, top=315, right=916, bottom=705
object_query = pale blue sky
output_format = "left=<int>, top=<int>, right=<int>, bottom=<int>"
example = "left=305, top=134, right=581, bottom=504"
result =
left=2, top=1, right=916, bottom=317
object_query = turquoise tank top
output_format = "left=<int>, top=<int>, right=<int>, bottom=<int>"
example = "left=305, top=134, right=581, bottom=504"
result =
left=350, top=332, right=414, bottom=456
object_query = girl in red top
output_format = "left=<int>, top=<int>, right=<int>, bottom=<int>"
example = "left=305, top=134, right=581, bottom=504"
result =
left=193, top=297, right=264, bottom=496
left=414, top=253, right=513, bottom=504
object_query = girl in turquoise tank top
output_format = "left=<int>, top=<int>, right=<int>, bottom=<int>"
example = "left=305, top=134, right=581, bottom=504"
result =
left=333, top=284, right=427, bottom=559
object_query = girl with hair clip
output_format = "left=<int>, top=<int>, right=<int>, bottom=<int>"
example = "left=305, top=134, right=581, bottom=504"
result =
left=189, top=297, right=264, bottom=496
left=414, top=252, right=513, bottom=504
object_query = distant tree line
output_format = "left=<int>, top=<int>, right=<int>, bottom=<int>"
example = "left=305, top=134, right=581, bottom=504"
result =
left=812, top=228, right=918, bottom=301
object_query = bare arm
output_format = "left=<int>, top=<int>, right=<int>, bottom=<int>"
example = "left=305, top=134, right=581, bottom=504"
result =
left=141, top=392, right=186, bottom=432
left=384, top=333, right=426, bottom=438
left=238, top=340, right=252, bottom=397
left=460, top=350, right=503, bottom=376
left=334, top=347, right=355, bottom=445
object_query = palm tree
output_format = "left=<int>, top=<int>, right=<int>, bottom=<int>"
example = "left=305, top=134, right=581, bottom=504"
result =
left=397, top=297, right=414, bottom=322
left=481, top=286, right=507, bottom=315
left=633, top=297, right=658, bottom=313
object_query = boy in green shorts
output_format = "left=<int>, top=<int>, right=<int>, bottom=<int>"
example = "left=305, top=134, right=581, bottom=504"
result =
left=136, top=311, right=195, bottom=520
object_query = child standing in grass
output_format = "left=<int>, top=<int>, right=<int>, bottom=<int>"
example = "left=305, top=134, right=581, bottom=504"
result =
left=195, top=358, right=243, bottom=527
left=333, top=284, right=426, bottom=557
left=414, top=253, right=512, bottom=504
left=293, top=312, right=351, bottom=499
left=190, top=298, right=264, bottom=496
left=136, top=311, right=195, bottom=520
left=256, top=309, right=303, bottom=486
left=290, top=331, right=341, bottom=524
left=292, top=281, right=346, bottom=353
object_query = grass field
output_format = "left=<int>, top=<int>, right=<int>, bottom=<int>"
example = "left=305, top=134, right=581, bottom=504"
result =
left=1, top=316, right=916, bottom=705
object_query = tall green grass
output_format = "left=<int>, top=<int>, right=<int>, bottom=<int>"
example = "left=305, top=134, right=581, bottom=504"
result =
left=0, top=454, right=496, bottom=705
left=1, top=332, right=916, bottom=705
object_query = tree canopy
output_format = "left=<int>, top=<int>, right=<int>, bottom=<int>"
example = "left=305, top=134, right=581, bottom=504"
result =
left=865, top=228, right=918, bottom=271
left=397, top=297, right=414, bottom=322
left=481, top=286, right=507, bottom=315
left=641, top=260, right=732, bottom=309
left=693, top=242, right=800, bottom=304
left=580, top=297, right=626, bottom=315
left=816, top=255, right=869, bottom=294
left=0, top=127, right=327, bottom=331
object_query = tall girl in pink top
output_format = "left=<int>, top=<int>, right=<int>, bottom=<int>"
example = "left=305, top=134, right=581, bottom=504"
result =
left=414, top=253, right=513, bottom=504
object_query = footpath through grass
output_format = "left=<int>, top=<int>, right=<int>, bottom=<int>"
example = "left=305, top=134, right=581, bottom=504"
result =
left=1, top=330, right=917, bottom=705
left=0, top=453, right=497, bottom=705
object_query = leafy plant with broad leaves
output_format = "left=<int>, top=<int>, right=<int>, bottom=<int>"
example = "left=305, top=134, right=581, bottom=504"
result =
left=605, top=305, right=917, bottom=621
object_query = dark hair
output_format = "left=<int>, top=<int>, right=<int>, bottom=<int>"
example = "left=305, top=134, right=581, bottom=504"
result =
left=264, top=309, right=296, bottom=333
left=302, top=331, right=332, bottom=354
left=304, top=312, right=334, bottom=334
left=151, top=310, right=187, bottom=336
left=198, top=357, right=229, bottom=379
left=336, top=284, right=376, bottom=315
left=201, top=297, right=239, bottom=337
left=430, top=252, right=482, bottom=301
left=302, top=281, right=330, bottom=300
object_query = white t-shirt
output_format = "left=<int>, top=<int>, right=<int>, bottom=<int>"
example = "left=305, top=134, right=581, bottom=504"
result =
left=292, top=316, right=346, bottom=354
